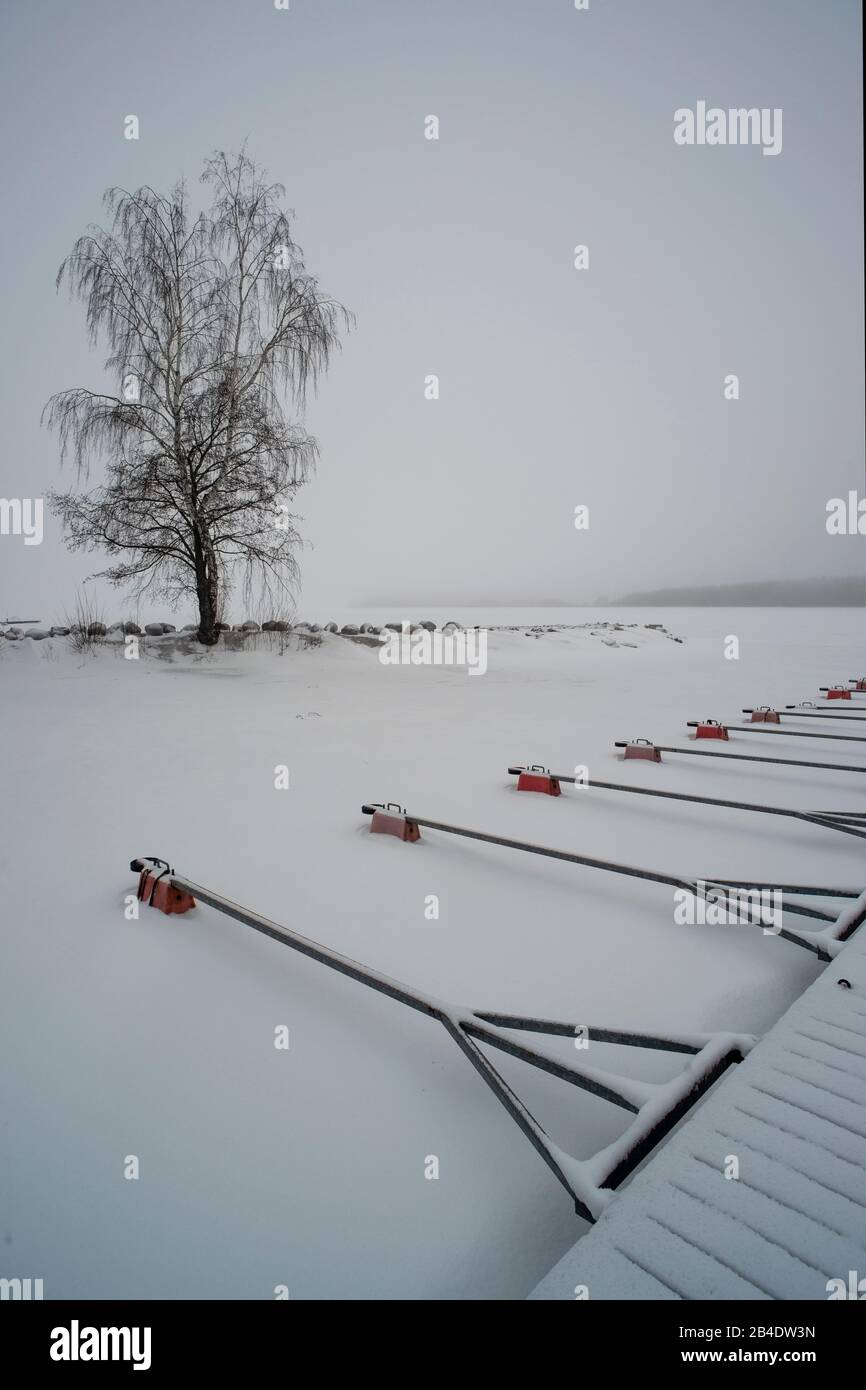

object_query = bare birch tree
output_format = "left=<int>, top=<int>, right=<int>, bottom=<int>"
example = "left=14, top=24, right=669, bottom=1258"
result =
left=44, top=149, right=350, bottom=643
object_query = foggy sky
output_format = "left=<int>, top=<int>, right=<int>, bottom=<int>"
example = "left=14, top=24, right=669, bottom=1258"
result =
left=0, top=0, right=863, bottom=621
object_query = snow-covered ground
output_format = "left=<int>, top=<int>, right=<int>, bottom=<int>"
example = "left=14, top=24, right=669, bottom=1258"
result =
left=1, top=606, right=864, bottom=1299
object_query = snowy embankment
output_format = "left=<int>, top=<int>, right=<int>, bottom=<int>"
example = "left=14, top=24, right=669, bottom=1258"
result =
left=1, top=608, right=864, bottom=1298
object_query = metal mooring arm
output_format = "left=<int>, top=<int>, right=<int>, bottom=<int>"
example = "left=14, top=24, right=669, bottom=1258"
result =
left=508, top=765, right=866, bottom=842
left=774, top=707, right=866, bottom=722
left=613, top=740, right=866, bottom=776
left=687, top=721, right=866, bottom=745
left=360, top=808, right=866, bottom=960
left=130, top=856, right=751, bottom=1219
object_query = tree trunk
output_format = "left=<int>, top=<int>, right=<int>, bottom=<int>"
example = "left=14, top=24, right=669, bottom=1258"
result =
left=194, top=530, right=220, bottom=645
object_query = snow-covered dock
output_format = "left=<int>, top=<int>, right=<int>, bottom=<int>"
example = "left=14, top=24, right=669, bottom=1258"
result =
left=530, top=905, right=866, bottom=1300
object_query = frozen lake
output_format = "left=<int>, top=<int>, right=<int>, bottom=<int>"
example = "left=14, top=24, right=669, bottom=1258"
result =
left=1, top=606, right=864, bottom=1298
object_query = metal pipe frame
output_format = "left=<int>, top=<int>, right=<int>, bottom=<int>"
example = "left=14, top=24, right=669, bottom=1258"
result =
left=129, top=857, right=750, bottom=1220
left=360, top=808, right=866, bottom=960
left=507, top=765, right=866, bottom=843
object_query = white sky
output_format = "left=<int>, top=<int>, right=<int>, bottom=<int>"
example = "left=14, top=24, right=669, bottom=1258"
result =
left=0, top=0, right=863, bottom=620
